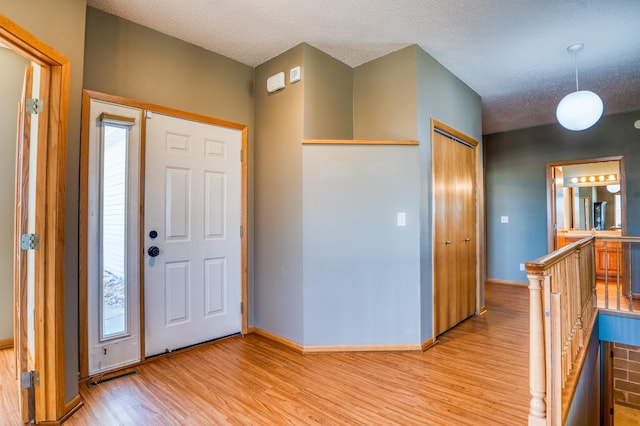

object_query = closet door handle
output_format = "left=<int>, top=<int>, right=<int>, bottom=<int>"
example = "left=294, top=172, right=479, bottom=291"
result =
left=463, top=237, right=471, bottom=242
left=444, top=240, right=452, bottom=245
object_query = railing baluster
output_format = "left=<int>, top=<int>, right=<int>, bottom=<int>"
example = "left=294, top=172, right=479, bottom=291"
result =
left=550, top=293, right=563, bottom=425
left=527, top=271, right=547, bottom=425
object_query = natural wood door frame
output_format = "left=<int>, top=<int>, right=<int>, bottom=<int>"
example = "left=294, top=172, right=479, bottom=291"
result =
left=79, top=90, right=249, bottom=378
left=0, top=13, right=78, bottom=423
left=546, top=156, right=627, bottom=253
left=431, top=118, right=482, bottom=337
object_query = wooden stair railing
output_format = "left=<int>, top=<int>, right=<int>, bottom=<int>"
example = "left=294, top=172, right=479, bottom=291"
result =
left=525, top=236, right=597, bottom=426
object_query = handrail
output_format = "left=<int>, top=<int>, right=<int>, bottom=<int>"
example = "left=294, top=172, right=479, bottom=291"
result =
left=526, top=236, right=594, bottom=275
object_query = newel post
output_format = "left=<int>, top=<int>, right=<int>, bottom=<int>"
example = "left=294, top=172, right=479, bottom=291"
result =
left=528, top=269, right=548, bottom=425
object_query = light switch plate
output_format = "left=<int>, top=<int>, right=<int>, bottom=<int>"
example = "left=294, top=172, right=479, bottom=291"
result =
left=501, top=216, right=509, bottom=224
left=397, top=212, right=406, bottom=227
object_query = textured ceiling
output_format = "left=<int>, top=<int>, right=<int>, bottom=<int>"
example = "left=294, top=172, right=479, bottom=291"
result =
left=87, top=0, right=640, bottom=134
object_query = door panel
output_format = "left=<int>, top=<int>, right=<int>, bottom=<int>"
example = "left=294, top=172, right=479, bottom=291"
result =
left=14, top=63, right=34, bottom=424
left=144, top=113, right=241, bottom=357
left=433, top=129, right=477, bottom=336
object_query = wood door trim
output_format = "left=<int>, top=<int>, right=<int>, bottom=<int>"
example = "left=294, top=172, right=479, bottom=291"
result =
left=430, top=118, right=482, bottom=338
left=546, top=156, right=627, bottom=253
left=83, top=90, right=246, bottom=131
left=302, top=139, right=419, bottom=145
left=79, top=90, right=250, bottom=377
left=1, top=12, right=71, bottom=423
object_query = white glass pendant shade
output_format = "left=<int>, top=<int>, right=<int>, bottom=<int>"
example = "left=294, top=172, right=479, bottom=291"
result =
left=556, top=90, right=603, bottom=131
left=606, top=184, right=620, bottom=193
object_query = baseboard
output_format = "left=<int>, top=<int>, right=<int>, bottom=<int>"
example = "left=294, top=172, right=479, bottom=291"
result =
left=0, top=338, right=14, bottom=350
left=485, top=278, right=528, bottom=287
left=421, top=338, right=437, bottom=351
left=251, top=328, right=304, bottom=353
left=251, top=328, right=425, bottom=354
left=303, top=343, right=422, bottom=354
left=62, top=395, right=84, bottom=422
left=35, top=395, right=83, bottom=425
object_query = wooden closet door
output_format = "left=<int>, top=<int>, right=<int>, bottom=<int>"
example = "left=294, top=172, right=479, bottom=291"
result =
left=433, top=130, right=476, bottom=336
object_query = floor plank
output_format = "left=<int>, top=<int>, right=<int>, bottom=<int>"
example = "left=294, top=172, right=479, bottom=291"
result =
left=1, top=283, right=530, bottom=425
left=0, top=348, right=19, bottom=423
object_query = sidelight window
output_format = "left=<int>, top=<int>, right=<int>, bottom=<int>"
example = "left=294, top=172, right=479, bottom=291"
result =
left=100, top=121, right=131, bottom=340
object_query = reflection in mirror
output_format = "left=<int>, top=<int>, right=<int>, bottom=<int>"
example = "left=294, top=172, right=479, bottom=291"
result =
left=554, top=160, right=622, bottom=231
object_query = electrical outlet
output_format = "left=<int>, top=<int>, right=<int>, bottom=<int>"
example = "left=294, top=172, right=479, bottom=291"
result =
left=520, top=263, right=525, bottom=271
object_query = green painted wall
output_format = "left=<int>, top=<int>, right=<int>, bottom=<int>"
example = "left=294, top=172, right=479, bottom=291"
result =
left=353, top=46, right=418, bottom=140
left=84, top=8, right=254, bottom=128
left=254, top=44, right=305, bottom=343
left=0, top=48, right=28, bottom=341
left=303, top=44, right=353, bottom=140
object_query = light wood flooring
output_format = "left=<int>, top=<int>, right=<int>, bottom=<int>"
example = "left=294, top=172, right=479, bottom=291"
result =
left=1, top=283, right=530, bottom=425
left=616, top=403, right=640, bottom=426
left=596, top=281, right=640, bottom=312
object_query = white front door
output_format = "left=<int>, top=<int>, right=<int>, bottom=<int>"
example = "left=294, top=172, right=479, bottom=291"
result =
left=144, top=113, right=242, bottom=357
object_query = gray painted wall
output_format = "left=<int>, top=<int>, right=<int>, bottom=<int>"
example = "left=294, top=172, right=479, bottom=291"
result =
left=84, top=8, right=254, bottom=128
left=416, top=46, right=483, bottom=341
left=0, top=48, right=28, bottom=341
left=254, top=45, right=305, bottom=343
left=352, top=45, right=482, bottom=343
left=303, top=44, right=353, bottom=140
left=1, top=0, right=87, bottom=403
left=484, top=110, right=640, bottom=283
left=83, top=8, right=256, bottom=325
left=302, top=145, right=421, bottom=345
left=353, top=46, right=418, bottom=141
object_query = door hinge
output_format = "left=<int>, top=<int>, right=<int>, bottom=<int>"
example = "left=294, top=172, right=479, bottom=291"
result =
left=22, top=370, right=38, bottom=422
left=240, top=225, right=244, bottom=238
left=26, top=98, right=43, bottom=114
left=240, top=302, right=244, bottom=314
left=21, top=370, right=40, bottom=389
left=21, top=233, right=40, bottom=250
left=240, top=149, right=243, bottom=161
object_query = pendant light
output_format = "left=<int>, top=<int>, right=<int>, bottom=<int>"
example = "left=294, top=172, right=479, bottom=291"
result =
left=556, top=43, right=603, bottom=131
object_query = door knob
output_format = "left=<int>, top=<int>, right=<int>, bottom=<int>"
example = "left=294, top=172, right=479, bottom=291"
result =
left=147, top=246, right=160, bottom=257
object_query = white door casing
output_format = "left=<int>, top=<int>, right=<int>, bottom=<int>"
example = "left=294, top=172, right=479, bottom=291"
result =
left=87, top=99, right=142, bottom=374
left=144, top=112, right=242, bottom=357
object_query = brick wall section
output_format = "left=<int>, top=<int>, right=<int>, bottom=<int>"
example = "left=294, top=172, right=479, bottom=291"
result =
left=613, top=343, right=640, bottom=408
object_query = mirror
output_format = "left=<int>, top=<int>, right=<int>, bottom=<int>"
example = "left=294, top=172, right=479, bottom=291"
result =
left=554, top=160, right=622, bottom=231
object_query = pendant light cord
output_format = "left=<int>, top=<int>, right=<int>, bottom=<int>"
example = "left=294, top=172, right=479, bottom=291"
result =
left=574, top=51, right=579, bottom=92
